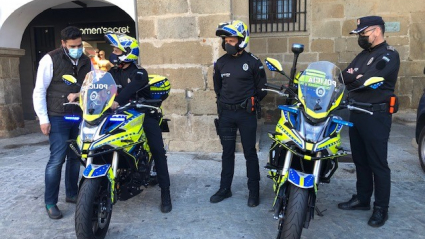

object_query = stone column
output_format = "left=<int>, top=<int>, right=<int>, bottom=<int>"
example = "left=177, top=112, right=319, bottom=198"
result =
left=0, top=48, right=25, bottom=137
left=136, top=0, right=249, bottom=152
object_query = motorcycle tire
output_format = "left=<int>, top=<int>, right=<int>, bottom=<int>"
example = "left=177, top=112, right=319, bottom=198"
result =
left=279, top=184, right=309, bottom=239
left=75, top=177, right=112, bottom=239
left=418, top=127, right=425, bottom=172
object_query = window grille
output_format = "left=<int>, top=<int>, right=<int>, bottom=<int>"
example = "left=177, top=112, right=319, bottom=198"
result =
left=249, top=0, right=307, bottom=33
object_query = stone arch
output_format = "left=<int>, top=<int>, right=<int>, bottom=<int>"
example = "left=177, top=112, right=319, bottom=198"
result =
left=0, top=0, right=136, bottom=48
left=0, top=0, right=136, bottom=137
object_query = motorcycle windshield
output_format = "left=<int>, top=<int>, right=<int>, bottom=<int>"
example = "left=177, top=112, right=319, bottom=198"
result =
left=297, top=61, right=345, bottom=120
left=80, top=70, right=117, bottom=122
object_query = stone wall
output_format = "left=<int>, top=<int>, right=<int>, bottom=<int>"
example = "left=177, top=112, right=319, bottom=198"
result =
left=0, top=48, right=25, bottom=137
left=136, top=0, right=249, bottom=152
left=251, top=0, right=425, bottom=122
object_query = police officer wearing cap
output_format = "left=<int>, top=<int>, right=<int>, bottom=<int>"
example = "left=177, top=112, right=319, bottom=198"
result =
left=337, top=16, right=400, bottom=228
left=211, top=20, right=267, bottom=207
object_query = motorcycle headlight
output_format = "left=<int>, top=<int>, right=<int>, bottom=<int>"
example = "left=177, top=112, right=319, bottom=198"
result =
left=80, top=122, right=100, bottom=142
left=304, top=123, right=326, bottom=142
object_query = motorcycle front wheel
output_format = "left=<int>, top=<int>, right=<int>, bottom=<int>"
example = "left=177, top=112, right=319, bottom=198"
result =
left=278, top=184, right=309, bottom=239
left=75, top=177, right=112, bottom=239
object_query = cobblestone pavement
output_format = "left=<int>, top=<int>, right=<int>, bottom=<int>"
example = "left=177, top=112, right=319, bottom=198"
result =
left=0, top=121, right=424, bottom=239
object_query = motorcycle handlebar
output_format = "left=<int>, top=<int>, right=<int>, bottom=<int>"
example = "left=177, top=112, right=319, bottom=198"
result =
left=337, top=100, right=374, bottom=115
left=348, top=100, right=372, bottom=107
left=264, top=83, right=283, bottom=91
left=115, top=99, right=162, bottom=114
left=63, top=102, right=79, bottom=106
left=261, top=88, right=289, bottom=97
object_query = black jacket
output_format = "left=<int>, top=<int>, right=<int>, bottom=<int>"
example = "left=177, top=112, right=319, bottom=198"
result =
left=46, top=48, right=91, bottom=116
left=109, top=63, right=150, bottom=105
left=343, top=41, right=400, bottom=104
left=213, top=51, right=267, bottom=104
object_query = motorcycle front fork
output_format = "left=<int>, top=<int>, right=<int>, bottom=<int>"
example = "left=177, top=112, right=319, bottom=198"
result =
left=274, top=151, right=323, bottom=225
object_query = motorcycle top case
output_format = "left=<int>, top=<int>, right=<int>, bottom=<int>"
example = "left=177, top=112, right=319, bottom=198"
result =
left=148, top=75, right=170, bottom=101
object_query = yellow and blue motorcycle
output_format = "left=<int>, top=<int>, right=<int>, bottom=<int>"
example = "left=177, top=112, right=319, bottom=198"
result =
left=263, top=54, right=384, bottom=239
left=63, top=70, right=169, bottom=239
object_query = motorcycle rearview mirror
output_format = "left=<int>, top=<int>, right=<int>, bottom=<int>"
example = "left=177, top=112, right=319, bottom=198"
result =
left=348, top=76, right=384, bottom=92
left=363, top=76, right=384, bottom=87
left=148, top=76, right=165, bottom=85
left=265, top=57, right=283, bottom=72
left=265, top=57, right=292, bottom=82
left=62, top=75, right=81, bottom=86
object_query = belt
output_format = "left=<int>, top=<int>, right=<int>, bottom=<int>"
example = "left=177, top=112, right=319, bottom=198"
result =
left=219, top=102, right=245, bottom=110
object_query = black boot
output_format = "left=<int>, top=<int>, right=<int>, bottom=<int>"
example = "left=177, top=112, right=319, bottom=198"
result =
left=338, top=194, right=370, bottom=210
left=368, top=206, right=388, bottom=227
left=248, top=189, right=259, bottom=207
left=160, top=187, right=172, bottom=213
left=210, top=188, right=232, bottom=203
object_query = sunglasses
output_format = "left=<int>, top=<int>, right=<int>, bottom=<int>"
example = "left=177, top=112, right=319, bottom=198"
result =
left=359, top=28, right=376, bottom=36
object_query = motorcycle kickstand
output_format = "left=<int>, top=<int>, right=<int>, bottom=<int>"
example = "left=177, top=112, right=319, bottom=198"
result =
left=315, top=205, right=326, bottom=217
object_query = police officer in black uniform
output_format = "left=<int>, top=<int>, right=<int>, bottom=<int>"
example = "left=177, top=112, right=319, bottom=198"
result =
left=105, top=32, right=172, bottom=213
left=337, top=16, right=400, bottom=228
left=210, top=20, right=267, bottom=207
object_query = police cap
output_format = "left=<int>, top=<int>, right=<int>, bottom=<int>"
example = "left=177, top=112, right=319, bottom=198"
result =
left=350, top=16, right=385, bottom=34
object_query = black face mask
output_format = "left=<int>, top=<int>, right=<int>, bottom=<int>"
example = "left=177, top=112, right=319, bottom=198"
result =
left=358, top=35, right=372, bottom=50
left=225, top=43, right=239, bottom=56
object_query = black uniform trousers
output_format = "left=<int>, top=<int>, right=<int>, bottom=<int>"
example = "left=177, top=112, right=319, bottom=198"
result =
left=218, top=109, right=260, bottom=191
left=349, top=111, right=392, bottom=209
left=143, top=114, right=170, bottom=189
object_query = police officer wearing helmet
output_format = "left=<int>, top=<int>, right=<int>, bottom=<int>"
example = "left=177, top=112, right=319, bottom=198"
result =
left=105, top=32, right=172, bottom=213
left=211, top=20, right=267, bottom=207
left=337, top=16, right=400, bottom=228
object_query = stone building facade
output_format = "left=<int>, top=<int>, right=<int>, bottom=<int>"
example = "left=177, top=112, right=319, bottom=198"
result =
left=0, top=48, right=25, bottom=137
left=0, top=0, right=424, bottom=151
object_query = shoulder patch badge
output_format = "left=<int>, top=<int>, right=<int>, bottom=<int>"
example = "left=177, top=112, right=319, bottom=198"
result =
left=387, top=46, right=395, bottom=51
left=382, top=56, right=390, bottom=62
left=367, top=57, right=374, bottom=66
left=250, top=53, right=259, bottom=60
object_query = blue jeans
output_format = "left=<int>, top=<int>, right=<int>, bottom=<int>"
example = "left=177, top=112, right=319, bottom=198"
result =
left=45, top=116, right=80, bottom=205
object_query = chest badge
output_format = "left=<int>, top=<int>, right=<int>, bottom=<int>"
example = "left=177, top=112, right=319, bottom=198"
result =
left=127, top=78, right=131, bottom=83
left=243, top=63, right=249, bottom=71
left=367, top=57, right=374, bottom=66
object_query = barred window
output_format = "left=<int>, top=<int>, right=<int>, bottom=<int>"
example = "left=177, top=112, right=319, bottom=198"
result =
left=249, top=0, right=307, bottom=33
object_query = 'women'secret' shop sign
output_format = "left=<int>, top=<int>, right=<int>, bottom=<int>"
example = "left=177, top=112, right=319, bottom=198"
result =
left=75, top=22, right=136, bottom=40
left=80, top=26, right=130, bottom=35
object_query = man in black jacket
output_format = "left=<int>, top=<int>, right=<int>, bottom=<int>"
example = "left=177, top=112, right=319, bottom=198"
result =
left=337, top=16, right=400, bottom=228
left=211, top=20, right=267, bottom=207
left=105, top=32, right=172, bottom=213
left=33, top=26, right=91, bottom=219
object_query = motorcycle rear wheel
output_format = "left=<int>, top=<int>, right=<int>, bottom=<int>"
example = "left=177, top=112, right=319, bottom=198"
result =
left=75, top=177, right=112, bottom=239
left=278, top=184, right=309, bottom=239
